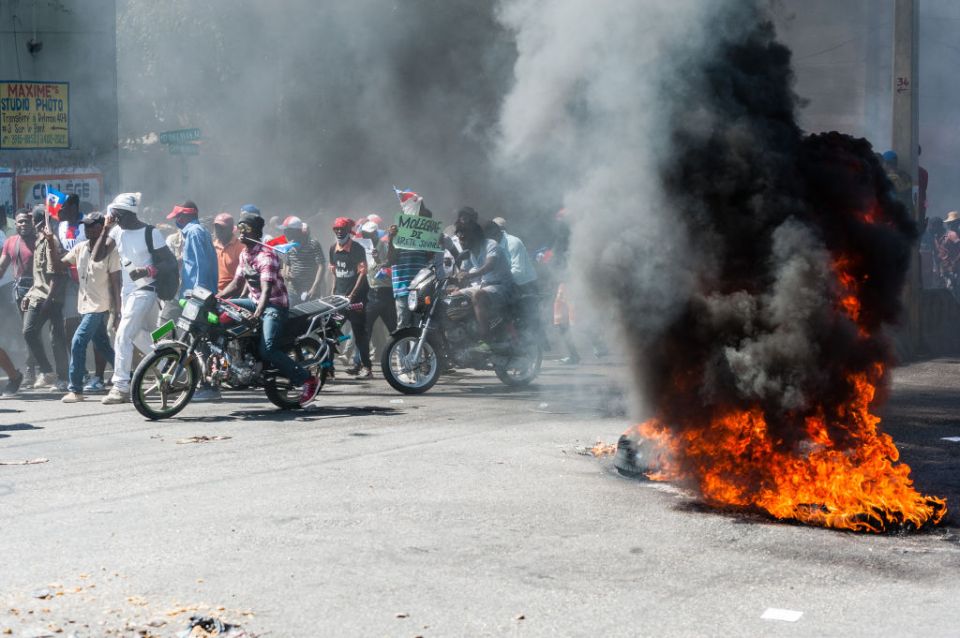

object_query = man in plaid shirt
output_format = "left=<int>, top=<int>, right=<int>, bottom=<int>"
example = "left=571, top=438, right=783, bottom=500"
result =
left=217, top=211, right=319, bottom=406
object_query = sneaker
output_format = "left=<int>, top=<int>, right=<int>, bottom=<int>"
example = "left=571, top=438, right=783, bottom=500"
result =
left=2, top=370, right=23, bottom=397
left=31, top=372, right=57, bottom=389
left=356, top=367, right=373, bottom=379
left=83, top=376, right=106, bottom=393
left=101, top=388, right=130, bottom=404
left=344, top=364, right=363, bottom=376
left=559, top=356, right=580, bottom=365
left=299, top=376, right=321, bottom=406
left=61, top=392, right=84, bottom=403
left=53, top=380, right=68, bottom=392
left=193, top=386, right=222, bottom=402
left=22, top=368, right=36, bottom=389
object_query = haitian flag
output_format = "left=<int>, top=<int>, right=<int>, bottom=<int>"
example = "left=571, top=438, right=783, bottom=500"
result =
left=264, top=235, right=299, bottom=254
left=393, top=186, right=423, bottom=216
left=45, top=185, right=67, bottom=219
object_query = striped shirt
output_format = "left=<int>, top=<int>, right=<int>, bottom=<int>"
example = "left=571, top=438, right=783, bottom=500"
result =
left=284, top=238, right=325, bottom=295
left=391, top=249, right=432, bottom=298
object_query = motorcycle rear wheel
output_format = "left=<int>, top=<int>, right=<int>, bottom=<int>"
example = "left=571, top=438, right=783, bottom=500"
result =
left=494, top=343, right=543, bottom=386
left=132, top=345, right=201, bottom=420
left=264, top=338, right=322, bottom=410
left=381, top=328, right=441, bottom=394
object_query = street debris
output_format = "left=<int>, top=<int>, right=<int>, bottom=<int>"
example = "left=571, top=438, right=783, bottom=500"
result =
left=761, top=608, right=803, bottom=622
left=0, top=458, right=49, bottom=466
left=515, top=614, right=526, bottom=621
left=175, top=436, right=232, bottom=445
left=2, top=575, right=258, bottom=638
left=178, top=614, right=251, bottom=637
left=394, top=612, right=409, bottom=619
left=940, top=437, right=960, bottom=443
left=389, top=399, right=405, bottom=404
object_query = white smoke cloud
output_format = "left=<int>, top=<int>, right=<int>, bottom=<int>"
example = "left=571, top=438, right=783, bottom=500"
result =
left=494, top=0, right=714, bottom=412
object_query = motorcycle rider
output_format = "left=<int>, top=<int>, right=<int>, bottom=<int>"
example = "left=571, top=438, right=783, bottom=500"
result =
left=454, top=220, right=513, bottom=343
left=217, top=211, right=320, bottom=406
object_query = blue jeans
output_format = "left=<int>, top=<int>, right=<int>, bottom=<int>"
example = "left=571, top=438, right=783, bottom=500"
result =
left=230, top=300, right=309, bottom=385
left=69, top=311, right=115, bottom=393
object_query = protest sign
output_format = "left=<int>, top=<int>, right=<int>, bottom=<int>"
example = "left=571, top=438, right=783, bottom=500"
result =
left=394, top=213, right=443, bottom=252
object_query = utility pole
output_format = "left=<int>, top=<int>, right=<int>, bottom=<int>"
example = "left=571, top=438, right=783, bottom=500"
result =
left=892, top=0, right=920, bottom=352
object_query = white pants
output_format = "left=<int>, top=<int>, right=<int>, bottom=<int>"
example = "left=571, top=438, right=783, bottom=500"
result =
left=112, top=288, right=158, bottom=391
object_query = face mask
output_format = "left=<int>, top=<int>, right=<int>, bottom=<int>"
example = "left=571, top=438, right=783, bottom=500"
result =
left=237, top=224, right=257, bottom=245
left=215, top=226, right=233, bottom=243
left=334, top=229, right=350, bottom=245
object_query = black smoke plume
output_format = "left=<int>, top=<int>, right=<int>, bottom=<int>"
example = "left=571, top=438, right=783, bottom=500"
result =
left=629, top=5, right=914, bottom=442
left=608, top=2, right=949, bottom=532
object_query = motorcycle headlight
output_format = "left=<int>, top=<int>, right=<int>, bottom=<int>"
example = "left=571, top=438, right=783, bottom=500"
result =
left=407, top=291, right=418, bottom=310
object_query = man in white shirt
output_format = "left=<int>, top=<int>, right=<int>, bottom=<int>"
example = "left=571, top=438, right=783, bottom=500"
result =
left=91, top=192, right=164, bottom=404
left=489, top=217, right=538, bottom=290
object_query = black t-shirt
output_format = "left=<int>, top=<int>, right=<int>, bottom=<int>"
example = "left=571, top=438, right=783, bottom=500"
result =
left=329, top=240, right=368, bottom=296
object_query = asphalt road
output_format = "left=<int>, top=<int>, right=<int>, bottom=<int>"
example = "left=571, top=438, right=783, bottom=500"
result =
left=1, top=358, right=958, bottom=637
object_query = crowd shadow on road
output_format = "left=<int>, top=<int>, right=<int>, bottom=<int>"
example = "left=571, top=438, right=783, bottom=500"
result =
left=0, top=422, right=43, bottom=440
left=170, top=405, right=401, bottom=424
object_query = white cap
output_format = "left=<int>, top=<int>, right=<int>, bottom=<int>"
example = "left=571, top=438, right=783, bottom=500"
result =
left=492, top=216, right=506, bottom=229
left=361, top=220, right=379, bottom=234
left=109, top=192, right=141, bottom=215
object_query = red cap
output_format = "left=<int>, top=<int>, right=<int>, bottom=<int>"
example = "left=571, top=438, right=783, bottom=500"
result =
left=281, top=215, right=305, bottom=231
left=166, top=205, right=198, bottom=220
left=214, top=212, right=234, bottom=227
left=333, top=217, right=353, bottom=229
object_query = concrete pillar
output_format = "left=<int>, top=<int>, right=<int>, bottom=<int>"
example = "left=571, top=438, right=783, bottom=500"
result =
left=892, top=0, right=921, bottom=351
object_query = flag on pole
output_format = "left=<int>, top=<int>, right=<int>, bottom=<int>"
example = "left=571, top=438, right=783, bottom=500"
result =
left=393, top=186, right=423, bottom=216
left=263, top=235, right=299, bottom=254
left=45, top=185, right=67, bottom=219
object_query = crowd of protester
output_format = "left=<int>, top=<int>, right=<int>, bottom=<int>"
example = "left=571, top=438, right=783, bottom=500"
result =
left=0, top=189, right=596, bottom=405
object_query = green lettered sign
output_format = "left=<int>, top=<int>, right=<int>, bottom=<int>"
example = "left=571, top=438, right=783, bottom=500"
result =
left=394, top=214, right=443, bottom=252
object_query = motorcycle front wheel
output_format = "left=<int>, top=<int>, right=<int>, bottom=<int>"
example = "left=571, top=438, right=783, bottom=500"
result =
left=132, top=344, right=201, bottom=420
left=381, top=328, right=441, bottom=394
left=494, top=343, right=543, bottom=386
left=264, top=338, right=322, bottom=410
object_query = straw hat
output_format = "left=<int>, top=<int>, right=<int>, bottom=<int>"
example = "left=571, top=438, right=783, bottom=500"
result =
left=945, top=211, right=960, bottom=224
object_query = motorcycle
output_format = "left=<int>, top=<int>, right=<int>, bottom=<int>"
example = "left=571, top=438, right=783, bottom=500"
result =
left=380, top=263, right=543, bottom=394
left=130, top=286, right=352, bottom=420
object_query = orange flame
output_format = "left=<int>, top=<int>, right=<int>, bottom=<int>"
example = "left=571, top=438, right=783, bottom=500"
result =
left=589, top=441, right=617, bottom=458
left=632, top=365, right=946, bottom=532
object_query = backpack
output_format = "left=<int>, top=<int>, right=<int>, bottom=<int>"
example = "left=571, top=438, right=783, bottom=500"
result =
left=144, top=225, right=181, bottom=301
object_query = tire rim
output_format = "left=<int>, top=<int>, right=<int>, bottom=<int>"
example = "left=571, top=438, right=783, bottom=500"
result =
left=388, top=336, right=438, bottom=389
left=137, top=352, right=195, bottom=414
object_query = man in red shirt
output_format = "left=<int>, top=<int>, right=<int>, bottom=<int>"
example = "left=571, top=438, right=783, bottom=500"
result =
left=0, top=209, right=39, bottom=385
